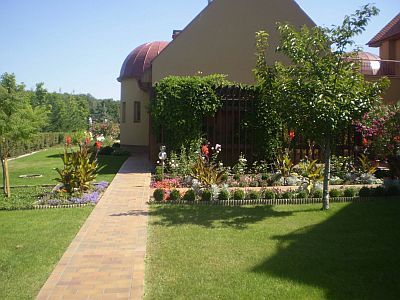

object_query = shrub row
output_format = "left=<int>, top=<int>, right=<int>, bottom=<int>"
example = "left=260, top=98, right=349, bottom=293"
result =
left=8, top=132, right=67, bottom=158
left=153, top=187, right=362, bottom=202
left=359, top=185, right=400, bottom=197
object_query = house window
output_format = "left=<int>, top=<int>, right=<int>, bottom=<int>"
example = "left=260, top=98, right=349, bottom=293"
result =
left=122, top=102, right=126, bottom=123
left=134, top=101, right=141, bottom=123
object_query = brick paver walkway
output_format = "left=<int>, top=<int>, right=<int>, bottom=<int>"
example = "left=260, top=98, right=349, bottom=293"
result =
left=37, top=155, right=151, bottom=300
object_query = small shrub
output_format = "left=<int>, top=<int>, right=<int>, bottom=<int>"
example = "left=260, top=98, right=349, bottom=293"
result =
left=153, top=189, right=164, bottom=202
left=313, top=189, right=323, bottom=198
left=263, top=189, right=276, bottom=199
left=183, top=189, right=196, bottom=202
left=233, top=189, right=245, bottom=200
left=247, top=190, right=260, bottom=200
left=233, top=174, right=241, bottom=181
left=112, top=143, right=121, bottom=148
left=201, top=189, right=213, bottom=201
left=296, top=190, right=308, bottom=199
left=261, top=173, right=269, bottom=180
left=358, top=186, right=371, bottom=197
left=155, top=174, right=163, bottom=182
left=343, top=188, right=356, bottom=197
left=386, top=185, right=400, bottom=196
left=329, top=189, right=343, bottom=198
left=249, top=181, right=259, bottom=187
left=218, top=189, right=230, bottom=200
left=281, top=191, right=294, bottom=199
left=155, top=166, right=163, bottom=176
left=373, top=186, right=386, bottom=197
left=169, top=189, right=181, bottom=201
left=221, top=173, right=229, bottom=182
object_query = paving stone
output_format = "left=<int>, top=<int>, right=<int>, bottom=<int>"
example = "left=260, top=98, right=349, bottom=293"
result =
left=36, top=155, right=151, bottom=300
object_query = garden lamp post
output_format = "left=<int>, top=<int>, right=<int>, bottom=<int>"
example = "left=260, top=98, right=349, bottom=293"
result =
left=158, top=146, right=167, bottom=179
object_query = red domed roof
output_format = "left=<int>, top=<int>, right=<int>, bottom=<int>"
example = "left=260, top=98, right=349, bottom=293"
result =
left=118, top=41, right=168, bottom=82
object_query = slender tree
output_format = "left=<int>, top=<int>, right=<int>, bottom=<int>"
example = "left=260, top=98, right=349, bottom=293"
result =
left=0, top=73, right=48, bottom=196
left=256, top=4, right=389, bottom=209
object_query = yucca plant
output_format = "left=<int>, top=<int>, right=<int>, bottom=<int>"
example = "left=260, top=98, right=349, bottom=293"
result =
left=191, top=156, right=225, bottom=188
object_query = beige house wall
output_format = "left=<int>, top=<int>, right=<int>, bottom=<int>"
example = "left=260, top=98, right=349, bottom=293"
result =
left=365, top=75, right=400, bottom=105
left=380, top=41, right=389, bottom=60
left=120, top=78, right=150, bottom=146
left=151, top=0, right=315, bottom=85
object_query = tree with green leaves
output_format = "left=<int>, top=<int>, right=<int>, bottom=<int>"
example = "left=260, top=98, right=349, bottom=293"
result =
left=255, top=4, right=389, bottom=209
left=0, top=73, right=48, bottom=196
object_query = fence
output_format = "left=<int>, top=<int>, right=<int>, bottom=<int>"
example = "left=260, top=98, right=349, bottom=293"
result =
left=150, top=86, right=360, bottom=165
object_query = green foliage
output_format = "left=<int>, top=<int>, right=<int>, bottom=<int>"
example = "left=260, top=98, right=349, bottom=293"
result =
left=218, top=189, right=230, bottom=201
left=329, top=189, right=343, bottom=198
left=247, top=190, right=260, bottom=200
left=232, top=189, right=245, bottom=200
left=201, top=189, right=213, bottom=202
left=297, top=190, right=308, bottom=199
left=313, top=189, right=323, bottom=198
left=191, top=156, right=225, bottom=188
left=344, top=188, right=357, bottom=197
left=275, top=153, right=294, bottom=185
left=169, top=189, right=181, bottom=201
left=263, top=189, right=276, bottom=199
left=281, top=191, right=294, bottom=199
left=232, top=153, right=247, bottom=175
left=301, top=159, right=324, bottom=194
left=153, top=189, right=164, bottom=202
left=358, top=186, right=371, bottom=197
left=151, top=75, right=227, bottom=150
left=358, top=154, right=377, bottom=175
left=55, top=141, right=101, bottom=194
left=183, top=189, right=196, bottom=202
left=331, top=155, right=355, bottom=178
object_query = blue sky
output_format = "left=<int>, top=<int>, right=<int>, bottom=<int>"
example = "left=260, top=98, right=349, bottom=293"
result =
left=0, top=0, right=398, bottom=100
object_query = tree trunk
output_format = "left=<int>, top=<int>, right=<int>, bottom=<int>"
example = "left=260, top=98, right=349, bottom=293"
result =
left=322, top=136, right=331, bottom=210
left=4, top=157, right=10, bottom=197
left=1, top=158, right=6, bottom=195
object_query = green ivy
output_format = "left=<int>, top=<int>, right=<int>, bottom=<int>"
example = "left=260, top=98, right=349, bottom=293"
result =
left=150, top=75, right=228, bottom=150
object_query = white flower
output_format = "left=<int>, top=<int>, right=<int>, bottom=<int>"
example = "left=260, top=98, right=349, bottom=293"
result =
left=171, top=160, right=175, bottom=163
left=157, top=161, right=160, bottom=164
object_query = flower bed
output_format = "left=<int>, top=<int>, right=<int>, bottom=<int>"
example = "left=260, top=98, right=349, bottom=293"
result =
left=34, top=181, right=109, bottom=208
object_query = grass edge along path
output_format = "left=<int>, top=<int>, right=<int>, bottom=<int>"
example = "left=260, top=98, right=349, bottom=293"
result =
left=145, top=200, right=400, bottom=299
left=0, top=207, right=93, bottom=300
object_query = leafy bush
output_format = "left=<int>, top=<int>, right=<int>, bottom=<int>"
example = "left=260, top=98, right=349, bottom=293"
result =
left=329, top=189, right=343, bottom=198
left=183, top=189, right=196, bottom=202
left=263, top=189, right=276, bottom=199
left=153, top=189, right=164, bottom=202
left=98, top=146, right=114, bottom=155
left=218, top=189, right=230, bottom=201
left=281, top=191, right=294, bottom=199
left=155, top=166, right=163, bottom=176
left=312, top=189, right=323, bottom=198
left=358, top=187, right=371, bottom=197
left=232, top=189, right=245, bottom=200
left=201, top=189, right=212, bottom=201
left=343, top=188, right=357, bottom=197
left=112, top=149, right=130, bottom=156
left=261, top=173, right=270, bottom=180
left=247, top=190, right=260, bottom=200
left=296, top=191, right=308, bottom=199
left=373, top=186, right=386, bottom=197
left=169, top=189, right=181, bottom=201
left=221, top=173, right=229, bottom=182
left=155, top=174, right=163, bottom=182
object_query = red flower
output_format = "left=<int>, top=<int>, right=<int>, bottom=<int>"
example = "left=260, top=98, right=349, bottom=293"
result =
left=201, top=145, right=209, bottom=156
left=362, top=137, right=368, bottom=147
left=65, top=136, right=71, bottom=146
left=289, top=131, right=295, bottom=141
left=95, top=141, right=102, bottom=150
left=394, top=136, right=400, bottom=143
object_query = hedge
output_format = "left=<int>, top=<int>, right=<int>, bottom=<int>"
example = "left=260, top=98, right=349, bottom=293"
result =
left=8, top=132, right=67, bottom=158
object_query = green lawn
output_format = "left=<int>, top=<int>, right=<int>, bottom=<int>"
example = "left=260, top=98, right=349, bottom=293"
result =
left=0, top=147, right=128, bottom=186
left=145, top=201, right=400, bottom=299
left=0, top=208, right=93, bottom=300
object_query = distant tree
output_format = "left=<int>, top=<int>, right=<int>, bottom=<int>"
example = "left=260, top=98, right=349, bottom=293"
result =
left=0, top=73, right=48, bottom=196
left=255, top=4, right=389, bottom=209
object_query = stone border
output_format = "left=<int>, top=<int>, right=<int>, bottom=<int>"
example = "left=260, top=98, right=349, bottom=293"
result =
left=148, top=196, right=385, bottom=206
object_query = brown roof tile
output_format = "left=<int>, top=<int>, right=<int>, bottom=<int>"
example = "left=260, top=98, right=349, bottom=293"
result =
left=367, top=13, right=400, bottom=47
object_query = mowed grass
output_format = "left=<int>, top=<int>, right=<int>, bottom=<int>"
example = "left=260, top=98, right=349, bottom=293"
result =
left=0, top=147, right=128, bottom=186
left=145, top=200, right=400, bottom=299
left=0, top=207, right=93, bottom=299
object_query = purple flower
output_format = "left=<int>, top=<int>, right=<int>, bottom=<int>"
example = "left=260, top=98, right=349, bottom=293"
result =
left=48, top=199, right=61, bottom=206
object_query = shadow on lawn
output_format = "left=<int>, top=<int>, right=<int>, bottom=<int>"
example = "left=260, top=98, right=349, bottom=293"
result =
left=149, top=205, right=293, bottom=229
left=252, top=200, right=400, bottom=299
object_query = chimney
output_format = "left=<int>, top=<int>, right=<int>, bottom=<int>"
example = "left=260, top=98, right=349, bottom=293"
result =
left=172, top=30, right=182, bottom=40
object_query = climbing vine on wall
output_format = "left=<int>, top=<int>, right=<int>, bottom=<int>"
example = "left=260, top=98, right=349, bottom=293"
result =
left=150, top=74, right=228, bottom=150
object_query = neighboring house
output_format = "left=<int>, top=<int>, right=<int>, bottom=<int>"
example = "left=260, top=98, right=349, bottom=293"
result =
left=118, top=0, right=315, bottom=150
left=364, top=13, right=400, bottom=104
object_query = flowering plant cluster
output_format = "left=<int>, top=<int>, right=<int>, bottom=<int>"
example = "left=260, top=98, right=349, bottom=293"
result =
left=151, top=178, right=181, bottom=189
left=38, top=181, right=109, bottom=206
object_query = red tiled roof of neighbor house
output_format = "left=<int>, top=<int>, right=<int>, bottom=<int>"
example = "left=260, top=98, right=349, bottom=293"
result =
left=367, top=13, right=400, bottom=47
left=118, top=41, right=169, bottom=82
